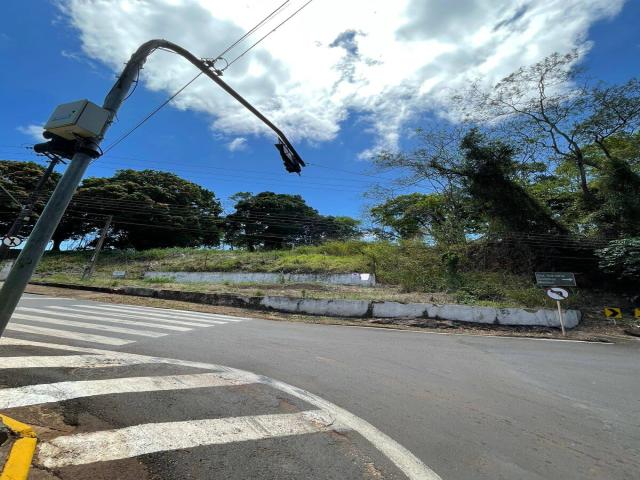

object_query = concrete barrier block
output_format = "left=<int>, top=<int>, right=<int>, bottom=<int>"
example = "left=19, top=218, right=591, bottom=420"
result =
left=298, top=299, right=370, bottom=317
left=427, top=304, right=496, bottom=324
left=372, top=302, right=429, bottom=318
left=261, top=296, right=301, bottom=313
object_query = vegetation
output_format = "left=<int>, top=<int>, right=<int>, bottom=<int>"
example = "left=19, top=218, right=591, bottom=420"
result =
left=224, top=191, right=360, bottom=250
left=3, top=52, right=639, bottom=305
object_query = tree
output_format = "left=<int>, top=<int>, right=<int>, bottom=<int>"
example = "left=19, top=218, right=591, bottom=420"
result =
left=596, top=238, right=640, bottom=282
left=224, top=192, right=358, bottom=250
left=68, top=169, right=223, bottom=250
left=590, top=158, right=640, bottom=238
left=370, top=192, right=468, bottom=244
left=456, top=130, right=569, bottom=236
left=459, top=52, right=640, bottom=200
left=316, top=216, right=361, bottom=242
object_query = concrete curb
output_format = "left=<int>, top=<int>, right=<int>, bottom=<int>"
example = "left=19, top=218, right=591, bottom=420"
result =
left=0, top=414, right=37, bottom=480
left=30, top=281, right=581, bottom=329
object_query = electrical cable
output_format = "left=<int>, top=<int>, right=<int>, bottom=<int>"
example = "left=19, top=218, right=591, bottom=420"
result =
left=103, top=71, right=203, bottom=154
left=225, top=0, right=315, bottom=69
left=102, top=0, right=305, bottom=155
left=214, top=0, right=291, bottom=63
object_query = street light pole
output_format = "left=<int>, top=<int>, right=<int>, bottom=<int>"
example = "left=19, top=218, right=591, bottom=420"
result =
left=0, top=39, right=304, bottom=336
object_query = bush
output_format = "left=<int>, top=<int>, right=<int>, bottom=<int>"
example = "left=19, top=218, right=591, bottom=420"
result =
left=595, top=237, right=640, bottom=281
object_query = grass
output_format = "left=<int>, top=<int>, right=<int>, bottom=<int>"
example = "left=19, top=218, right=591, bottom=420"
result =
left=28, top=240, right=612, bottom=309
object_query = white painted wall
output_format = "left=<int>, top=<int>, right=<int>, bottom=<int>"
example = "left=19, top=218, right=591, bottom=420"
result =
left=144, top=271, right=376, bottom=287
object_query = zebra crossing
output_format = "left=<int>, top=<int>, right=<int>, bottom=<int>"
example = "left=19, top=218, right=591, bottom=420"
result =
left=5, top=300, right=248, bottom=347
left=0, top=336, right=439, bottom=479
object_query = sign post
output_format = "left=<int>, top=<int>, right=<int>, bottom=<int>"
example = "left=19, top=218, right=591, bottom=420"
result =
left=545, top=287, right=569, bottom=336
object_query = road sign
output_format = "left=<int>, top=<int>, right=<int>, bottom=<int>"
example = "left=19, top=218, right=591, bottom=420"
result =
left=604, top=307, right=622, bottom=319
left=546, top=287, right=569, bottom=301
left=1, top=236, right=21, bottom=247
left=112, top=271, right=126, bottom=279
left=634, top=308, right=640, bottom=319
left=535, top=272, right=576, bottom=287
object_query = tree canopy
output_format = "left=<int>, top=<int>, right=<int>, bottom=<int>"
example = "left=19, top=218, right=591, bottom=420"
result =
left=66, top=169, right=224, bottom=250
left=225, top=192, right=360, bottom=250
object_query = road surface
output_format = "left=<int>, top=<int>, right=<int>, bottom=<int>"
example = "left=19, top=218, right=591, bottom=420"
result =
left=1, top=293, right=638, bottom=479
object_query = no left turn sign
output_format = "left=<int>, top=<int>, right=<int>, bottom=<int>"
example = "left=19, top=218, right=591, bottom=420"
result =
left=2, top=236, right=22, bottom=247
left=546, top=287, right=569, bottom=301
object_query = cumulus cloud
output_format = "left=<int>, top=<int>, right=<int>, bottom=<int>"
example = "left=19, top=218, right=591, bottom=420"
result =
left=17, top=124, right=45, bottom=141
left=62, top=0, right=624, bottom=157
left=227, top=137, right=248, bottom=152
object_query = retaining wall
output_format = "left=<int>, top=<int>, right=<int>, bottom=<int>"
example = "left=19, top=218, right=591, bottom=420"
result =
left=144, top=271, right=376, bottom=287
left=30, top=282, right=581, bottom=329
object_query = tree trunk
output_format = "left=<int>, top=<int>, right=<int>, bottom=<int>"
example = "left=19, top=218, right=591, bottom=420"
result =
left=575, top=154, right=594, bottom=202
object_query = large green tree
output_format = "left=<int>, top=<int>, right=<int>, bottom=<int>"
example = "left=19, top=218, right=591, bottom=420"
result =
left=370, top=192, right=469, bottom=244
left=67, top=169, right=223, bottom=250
left=225, top=192, right=359, bottom=250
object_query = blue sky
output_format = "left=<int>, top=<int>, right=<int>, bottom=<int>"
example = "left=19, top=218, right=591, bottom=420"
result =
left=1, top=0, right=638, bottom=220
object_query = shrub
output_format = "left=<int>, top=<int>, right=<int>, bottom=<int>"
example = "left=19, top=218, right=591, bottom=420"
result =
left=595, top=237, right=640, bottom=281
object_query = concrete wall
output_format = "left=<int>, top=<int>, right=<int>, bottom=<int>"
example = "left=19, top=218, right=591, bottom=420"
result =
left=370, top=301, right=580, bottom=328
left=30, top=281, right=581, bottom=329
left=264, top=298, right=580, bottom=328
left=144, top=271, right=376, bottom=287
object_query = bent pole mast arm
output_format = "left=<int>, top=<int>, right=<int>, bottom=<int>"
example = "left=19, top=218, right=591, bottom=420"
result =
left=0, top=39, right=305, bottom=336
left=102, top=39, right=304, bottom=170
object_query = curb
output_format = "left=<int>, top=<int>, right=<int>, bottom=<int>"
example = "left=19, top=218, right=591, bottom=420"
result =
left=0, top=414, right=37, bottom=480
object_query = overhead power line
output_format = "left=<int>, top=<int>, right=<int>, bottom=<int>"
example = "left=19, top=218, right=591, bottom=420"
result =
left=225, top=0, right=315, bottom=69
left=103, top=0, right=312, bottom=155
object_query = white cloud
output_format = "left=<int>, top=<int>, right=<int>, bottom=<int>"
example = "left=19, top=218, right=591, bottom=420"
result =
left=17, top=124, right=45, bottom=141
left=62, top=0, right=624, bottom=157
left=227, top=137, right=248, bottom=152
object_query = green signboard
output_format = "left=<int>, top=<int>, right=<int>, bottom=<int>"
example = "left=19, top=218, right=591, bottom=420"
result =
left=535, top=272, right=576, bottom=287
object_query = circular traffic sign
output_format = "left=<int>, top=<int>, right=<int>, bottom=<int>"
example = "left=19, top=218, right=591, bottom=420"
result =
left=2, top=236, right=21, bottom=247
left=546, top=287, right=569, bottom=301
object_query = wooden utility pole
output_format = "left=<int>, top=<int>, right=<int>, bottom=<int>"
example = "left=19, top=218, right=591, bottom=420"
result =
left=82, top=215, right=112, bottom=280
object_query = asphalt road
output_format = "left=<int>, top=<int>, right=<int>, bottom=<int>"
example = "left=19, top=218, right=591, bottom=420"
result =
left=1, top=293, right=639, bottom=479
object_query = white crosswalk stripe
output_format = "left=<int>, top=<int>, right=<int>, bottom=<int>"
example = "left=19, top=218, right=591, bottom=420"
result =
left=37, top=411, right=343, bottom=469
left=5, top=324, right=134, bottom=345
left=0, top=372, right=254, bottom=408
left=66, top=305, right=226, bottom=326
left=50, top=305, right=210, bottom=327
left=0, top=354, right=155, bottom=369
left=0, top=337, right=440, bottom=480
left=7, top=302, right=246, bottom=349
left=24, top=306, right=192, bottom=331
left=12, top=313, right=167, bottom=338
left=102, top=304, right=245, bottom=322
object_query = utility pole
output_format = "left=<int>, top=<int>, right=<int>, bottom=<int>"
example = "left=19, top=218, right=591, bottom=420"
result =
left=0, top=39, right=304, bottom=337
left=81, top=215, right=112, bottom=280
left=0, top=155, right=61, bottom=261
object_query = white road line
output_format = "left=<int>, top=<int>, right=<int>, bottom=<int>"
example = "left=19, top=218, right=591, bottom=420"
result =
left=37, top=411, right=343, bottom=469
left=12, top=314, right=167, bottom=338
left=4, top=324, right=134, bottom=346
left=0, top=337, right=441, bottom=479
left=29, top=307, right=192, bottom=332
left=66, top=305, right=220, bottom=327
left=103, top=304, right=243, bottom=322
left=0, top=372, right=254, bottom=408
left=0, top=355, right=153, bottom=369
